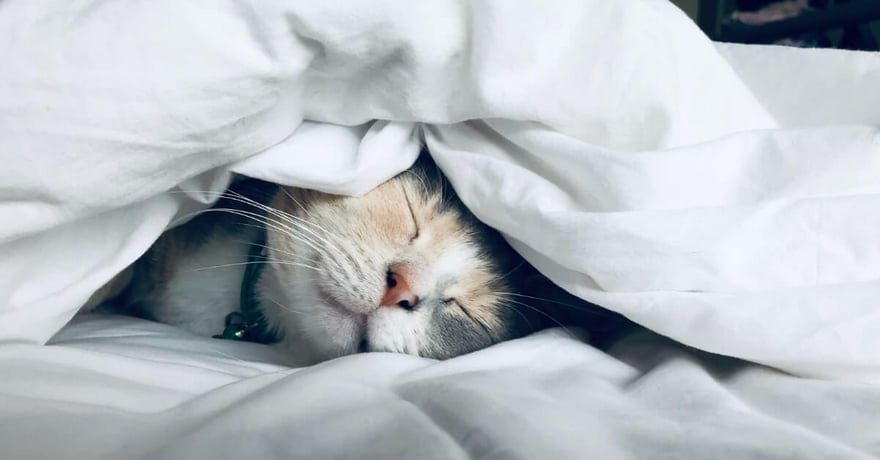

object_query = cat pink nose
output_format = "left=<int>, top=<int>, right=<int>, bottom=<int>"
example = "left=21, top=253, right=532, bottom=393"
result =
left=382, top=268, right=420, bottom=310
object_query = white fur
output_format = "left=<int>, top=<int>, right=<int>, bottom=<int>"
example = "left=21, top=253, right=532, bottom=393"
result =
left=154, top=234, right=247, bottom=337
left=422, top=242, right=478, bottom=296
left=367, top=306, right=432, bottom=356
left=261, top=239, right=365, bottom=364
left=431, top=242, right=476, bottom=281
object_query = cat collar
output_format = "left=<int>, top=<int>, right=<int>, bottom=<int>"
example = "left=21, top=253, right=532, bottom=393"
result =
left=214, top=235, right=278, bottom=344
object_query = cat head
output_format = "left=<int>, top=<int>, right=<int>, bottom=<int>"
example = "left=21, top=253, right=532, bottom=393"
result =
left=257, top=154, right=546, bottom=364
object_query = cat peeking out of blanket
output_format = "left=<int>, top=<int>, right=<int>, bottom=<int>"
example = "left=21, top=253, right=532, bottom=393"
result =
left=85, top=151, right=619, bottom=365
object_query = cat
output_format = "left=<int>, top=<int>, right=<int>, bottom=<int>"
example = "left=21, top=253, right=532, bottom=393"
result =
left=88, top=152, right=621, bottom=365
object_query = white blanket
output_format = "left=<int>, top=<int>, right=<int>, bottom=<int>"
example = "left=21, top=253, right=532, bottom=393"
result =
left=0, top=314, right=874, bottom=459
left=1, top=0, right=880, bottom=458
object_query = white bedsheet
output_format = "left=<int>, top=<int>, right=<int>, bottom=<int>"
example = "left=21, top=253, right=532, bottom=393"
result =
left=0, top=314, right=875, bottom=459
left=1, top=0, right=880, bottom=458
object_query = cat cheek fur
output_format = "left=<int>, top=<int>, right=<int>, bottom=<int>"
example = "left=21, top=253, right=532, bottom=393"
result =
left=422, top=309, right=496, bottom=359
left=258, top=245, right=364, bottom=364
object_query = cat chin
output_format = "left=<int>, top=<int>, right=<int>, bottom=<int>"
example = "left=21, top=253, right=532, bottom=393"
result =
left=364, top=307, right=431, bottom=356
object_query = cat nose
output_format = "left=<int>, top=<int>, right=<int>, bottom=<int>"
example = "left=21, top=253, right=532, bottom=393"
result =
left=382, top=267, right=420, bottom=310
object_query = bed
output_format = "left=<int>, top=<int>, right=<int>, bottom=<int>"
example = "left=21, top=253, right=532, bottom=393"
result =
left=1, top=1, right=879, bottom=458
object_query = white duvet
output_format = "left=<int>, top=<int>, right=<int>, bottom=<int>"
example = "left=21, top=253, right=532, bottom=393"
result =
left=1, top=0, right=879, bottom=458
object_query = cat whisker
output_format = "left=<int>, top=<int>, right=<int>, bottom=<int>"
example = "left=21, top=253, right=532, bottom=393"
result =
left=163, top=191, right=359, bottom=281
left=496, top=299, right=541, bottom=337
left=264, top=296, right=308, bottom=317
left=184, top=260, right=322, bottom=274
left=243, top=240, right=322, bottom=267
left=493, top=291, right=614, bottom=317
left=272, top=190, right=357, bottom=277
left=497, top=298, right=579, bottom=341
left=234, top=222, right=343, bottom=273
left=223, top=191, right=350, bottom=263
left=225, top=236, right=314, bottom=266
left=498, top=261, right=526, bottom=280
left=454, top=302, right=496, bottom=343
left=401, top=170, right=431, bottom=199
left=271, top=215, right=351, bottom=267
left=203, top=208, right=343, bottom=273
left=217, top=205, right=330, bottom=256
left=167, top=207, right=228, bottom=228
left=279, top=187, right=323, bottom=225
left=261, top=214, right=350, bottom=274
left=183, top=189, right=345, bottom=263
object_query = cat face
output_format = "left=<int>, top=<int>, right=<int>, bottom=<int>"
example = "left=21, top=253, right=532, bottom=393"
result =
left=257, top=157, right=539, bottom=364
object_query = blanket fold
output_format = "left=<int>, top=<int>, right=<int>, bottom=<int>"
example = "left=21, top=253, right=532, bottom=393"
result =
left=1, top=0, right=879, bottom=381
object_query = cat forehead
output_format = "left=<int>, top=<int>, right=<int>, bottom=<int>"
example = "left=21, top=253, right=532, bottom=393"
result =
left=428, top=240, right=481, bottom=281
left=282, top=176, right=459, bottom=234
